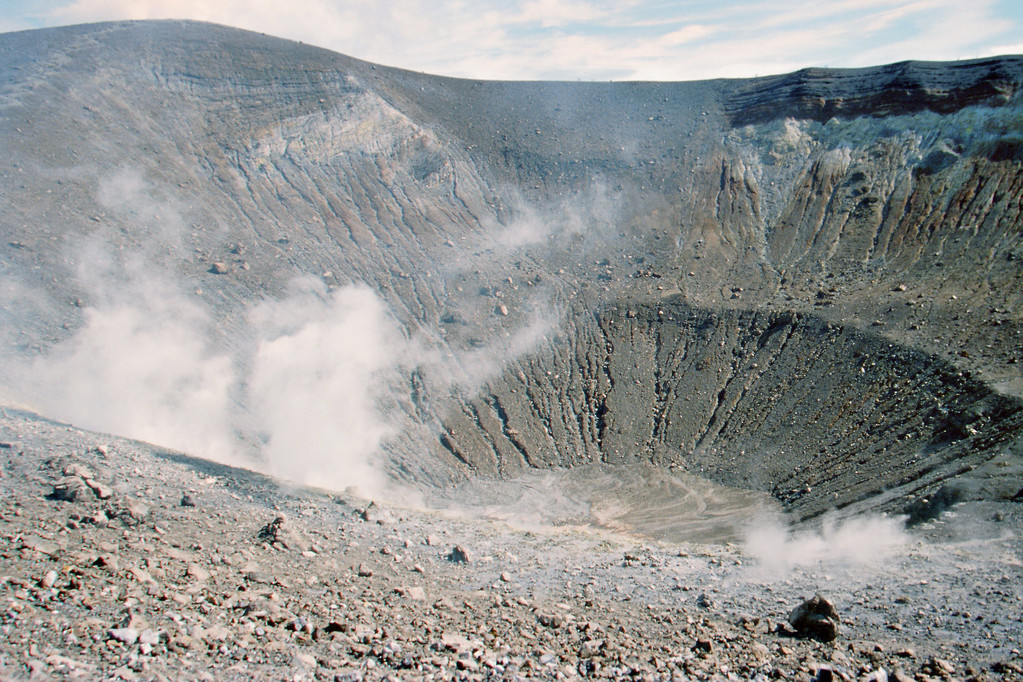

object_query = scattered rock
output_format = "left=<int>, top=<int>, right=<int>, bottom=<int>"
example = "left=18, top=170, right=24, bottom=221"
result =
left=21, top=535, right=60, bottom=556
left=245, top=570, right=272, bottom=584
left=992, top=661, right=1023, bottom=676
left=440, top=632, right=471, bottom=651
left=447, top=545, right=472, bottom=563
left=186, top=563, right=210, bottom=582
left=788, top=594, right=840, bottom=642
left=128, top=566, right=155, bottom=584
left=51, top=476, right=91, bottom=501
left=864, top=668, right=888, bottom=682
left=85, top=510, right=109, bottom=526
left=116, top=499, right=149, bottom=525
left=256, top=514, right=310, bottom=551
left=44, top=654, right=96, bottom=674
left=94, top=555, right=119, bottom=572
left=63, top=462, right=95, bottom=478
left=361, top=501, right=391, bottom=524
left=537, top=612, right=565, bottom=628
left=138, top=629, right=160, bottom=646
left=208, top=261, right=229, bottom=274
left=108, top=628, right=139, bottom=645
left=293, top=651, right=317, bottom=668
left=400, top=585, right=426, bottom=601
left=85, top=479, right=113, bottom=500
left=579, top=639, right=603, bottom=658
left=921, top=657, right=955, bottom=677
left=180, top=493, right=197, bottom=507
left=905, top=483, right=968, bottom=525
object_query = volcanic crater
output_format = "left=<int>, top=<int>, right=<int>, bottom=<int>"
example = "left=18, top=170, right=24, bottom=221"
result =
left=2, top=20, right=1023, bottom=682
left=1, top=20, right=1021, bottom=531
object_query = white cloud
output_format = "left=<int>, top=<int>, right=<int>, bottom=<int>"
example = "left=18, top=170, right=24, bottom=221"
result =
left=658, top=24, right=714, bottom=47
left=0, top=18, right=31, bottom=33
left=24, top=0, right=1023, bottom=80
left=986, top=41, right=1023, bottom=56
left=516, top=0, right=610, bottom=26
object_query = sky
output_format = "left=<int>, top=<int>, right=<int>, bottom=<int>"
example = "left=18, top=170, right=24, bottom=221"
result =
left=1, top=0, right=1022, bottom=81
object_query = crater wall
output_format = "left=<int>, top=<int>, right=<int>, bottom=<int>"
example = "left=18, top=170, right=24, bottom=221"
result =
left=1, top=21, right=1020, bottom=521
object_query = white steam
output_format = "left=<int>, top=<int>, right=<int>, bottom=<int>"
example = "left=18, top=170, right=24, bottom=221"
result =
left=95, top=166, right=195, bottom=249
left=425, top=303, right=558, bottom=395
left=1, top=244, right=557, bottom=496
left=488, top=182, right=623, bottom=248
left=0, top=167, right=598, bottom=497
left=246, top=277, right=402, bottom=493
left=28, top=303, right=237, bottom=459
left=743, top=513, right=909, bottom=572
left=1, top=245, right=416, bottom=494
left=7, top=255, right=240, bottom=463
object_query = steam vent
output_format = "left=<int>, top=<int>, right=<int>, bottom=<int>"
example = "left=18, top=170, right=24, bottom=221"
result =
left=2, top=20, right=1022, bottom=529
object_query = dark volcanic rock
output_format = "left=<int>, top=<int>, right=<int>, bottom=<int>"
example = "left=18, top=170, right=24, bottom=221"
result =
left=50, top=476, right=91, bottom=502
left=447, top=545, right=472, bottom=564
left=726, top=59, right=1020, bottom=126
left=789, top=595, right=841, bottom=642
left=257, top=514, right=310, bottom=551
left=904, top=483, right=970, bottom=525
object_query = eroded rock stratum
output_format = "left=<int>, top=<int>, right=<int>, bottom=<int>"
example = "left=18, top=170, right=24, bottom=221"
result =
left=1, top=20, right=1020, bottom=523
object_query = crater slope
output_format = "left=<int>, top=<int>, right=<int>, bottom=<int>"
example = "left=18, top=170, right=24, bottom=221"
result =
left=1, top=20, right=1021, bottom=527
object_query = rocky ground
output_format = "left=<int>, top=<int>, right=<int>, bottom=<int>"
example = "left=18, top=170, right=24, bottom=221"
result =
left=1, top=407, right=1021, bottom=682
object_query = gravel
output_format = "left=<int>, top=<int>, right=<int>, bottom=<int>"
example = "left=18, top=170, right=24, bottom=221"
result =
left=1, top=407, right=1020, bottom=680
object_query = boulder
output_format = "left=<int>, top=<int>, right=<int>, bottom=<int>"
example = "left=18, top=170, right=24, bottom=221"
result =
left=788, top=594, right=840, bottom=642
left=50, top=476, right=91, bottom=502
left=256, top=514, right=310, bottom=551
left=108, top=628, right=139, bottom=645
left=360, top=501, right=392, bottom=524
left=447, top=545, right=472, bottom=563
left=85, top=479, right=113, bottom=500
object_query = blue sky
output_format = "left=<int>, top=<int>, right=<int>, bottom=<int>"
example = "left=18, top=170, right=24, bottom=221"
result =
left=2, top=0, right=1022, bottom=80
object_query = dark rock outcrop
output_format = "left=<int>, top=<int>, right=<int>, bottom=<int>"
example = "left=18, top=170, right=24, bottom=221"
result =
left=725, top=58, right=1020, bottom=126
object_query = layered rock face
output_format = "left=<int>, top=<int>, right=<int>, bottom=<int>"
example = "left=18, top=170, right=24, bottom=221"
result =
left=1, top=21, right=1020, bottom=520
